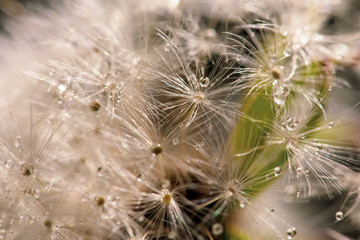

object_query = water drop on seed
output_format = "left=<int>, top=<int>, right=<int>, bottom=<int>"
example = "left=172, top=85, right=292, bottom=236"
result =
left=199, top=77, right=210, bottom=87
left=287, top=227, right=297, bottom=239
left=4, top=159, right=14, bottom=169
left=212, top=223, right=223, bottom=236
left=335, top=211, right=344, bottom=221
left=274, top=167, right=282, bottom=176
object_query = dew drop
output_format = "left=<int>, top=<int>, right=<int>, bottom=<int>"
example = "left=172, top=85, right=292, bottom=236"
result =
left=161, top=179, right=171, bottom=189
left=296, top=167, right=303, bottom=175
left=199, top=76, right=210, bottom=88
left=168, top=231, right=176, bottom=239
left=328, top=122, right=334, bottom=129
left=335, top=211, right=344, bottom=221
left=283, top=117, right=299, bottom=131
left=287, top=227, right=297, bottom=239
left=274, top=167, right=282, bottom=176
left=305, top=170, right=310, bottom=176
left=240, top=201, right=245, bottom=208
left=328, top=86, right=333, bottom=91
left=212, top=223, right=223, bottom=236
left=58, top=85, right=67, bottom=94
left=284, top=49, right=292, bottom=57
left=116, top=89, right=123, bottom=103
left=14, top=136, right=22, bottom=148
left=172, top=138, right=179, bottom=146
left=4, top=159, right=14, bottom=169
left=164, top=43, right=171, bottom=52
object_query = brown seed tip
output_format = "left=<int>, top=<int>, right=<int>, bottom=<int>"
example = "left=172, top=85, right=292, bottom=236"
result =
left=90, top=101, right=101, bottom=111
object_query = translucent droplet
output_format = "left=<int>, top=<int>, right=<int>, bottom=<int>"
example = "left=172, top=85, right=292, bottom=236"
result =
left=269, top=208, right=275, bottom=212
left=4, top=159, right=14, bottom=169
left=164, top=43, right=171, bottom=52
left=274, top=167, right=282, bottom=176
left=283, top=117, right=299, bottom=131
left=168, top=231, right=176, bottom=239
left=212, top=223, right=223, bottom=236
left=172, top=138, right=179, bottom=146
left=58, top=85, right=67, bottom=94
left=328, top=86, right=333, bottom=91
left=116, top=89, right=123, bottom=103
left=14, top=136, right=22, bottom=148
left=328, top=122, right=334, bottom=129
left=284, top=48, right=292, bottom=57
left=305, top=170, right=310, bottom=176
left=287, top=227, right=297, bottom=239
left=199, top=77, right=210, bottom=88
left=161, top=179, right=171, bottom=189
left=240, top=201, right=245, bottom=208
left=204, top=28, right=216, bottom=39
left=296, top=167, right=303, bottom=175
left=335, top=211, right=344, bottom=221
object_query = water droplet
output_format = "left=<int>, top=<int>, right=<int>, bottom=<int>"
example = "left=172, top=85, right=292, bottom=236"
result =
left=212, top=223, right=223, bottom=236
left=58, top=85, right=67, bottom=94
left=296, top=167, right=303, bottom=175
left=168, top=231, right=176, bottom=239
left=172, top=138, right=179, bottom=146
left=284, top=48, right=292, bottom=57
left=240, top=201, right=245, bottom=208
left=161, top=179, right=171, bottom=189
left=164, top=43, right=171, bottom=52
left=274, top=167, right=282, bottom=176
left=4, top=159, right=14, bottom=169
left=269, top=208, right=275, bottom=212
left=329, top=122, right=334, bottom=129
left=328, top=86, right=333, bottom=91
left=14, top=136, right=22, bottom=148
left=283, top=117, right=299, bottom=131
left=287, top=227, right=297, bottom=239
left=116, top=89, right=123, bottom=103
left=335, top=211, right=344, bottom=221
left=305, top=170, right=310, bottom=176
left=199, top=77, right=210, bottom=88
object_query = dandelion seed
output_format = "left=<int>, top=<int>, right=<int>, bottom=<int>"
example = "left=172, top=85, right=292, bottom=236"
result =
left=152, top=144, right=163, bottom=156
left=90, top=101, right=101, bottom=111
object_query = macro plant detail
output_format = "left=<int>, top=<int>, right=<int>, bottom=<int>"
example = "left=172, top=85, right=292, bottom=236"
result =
left=0, top=0, right=360, bottom=239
